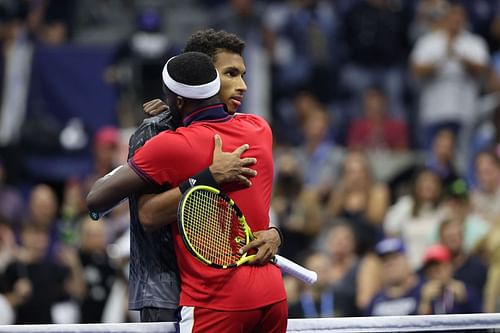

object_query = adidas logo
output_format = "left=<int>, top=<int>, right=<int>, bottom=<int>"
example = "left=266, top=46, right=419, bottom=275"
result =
left=189, top=178, right=197, bottom=187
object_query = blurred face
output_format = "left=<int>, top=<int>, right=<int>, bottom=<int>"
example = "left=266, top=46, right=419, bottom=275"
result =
left=22, top=227, right=49, bottom=258
left=440, top=221, right=463, bottom=255
left=276, top=153, right=303, bottom=194
left=415, top=171, right=441, bottom=203
left=29, top=185, right=58, bottom=226
left=213, top=51, right=247, bottom=114
left=294, top=93, right=320, bottom=121
left=475, top=154, right=500, bottom=193
left=303, top=110, right=329, bottom=143
left=343, top=152, right=370, bottom=187
left=80, top=219, right=107, bottom=253
left=364, top=89, right=386, bottom=121
left=305, top=252, right=330, bottom=287
left=445, top=5, right=466, bottom=35
left=326, top=225, right=356, bottom=259
left=381, top=252, right=410, bottom=286
left=426, top=261, right=453, bottom=283
left=433, top=130, right=455, bottom=163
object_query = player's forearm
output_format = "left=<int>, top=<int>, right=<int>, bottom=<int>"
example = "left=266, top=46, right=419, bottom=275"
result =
left=86, top=165, right=148, bottom=213
left=138, top=189, right=182, bottom=230
left=87, top=176, right=126, bottom=213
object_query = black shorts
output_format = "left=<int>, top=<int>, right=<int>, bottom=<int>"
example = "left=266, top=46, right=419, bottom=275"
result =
left=140, top=307, right=178, bottom=322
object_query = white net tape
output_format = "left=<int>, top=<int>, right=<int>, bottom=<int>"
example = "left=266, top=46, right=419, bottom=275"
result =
left=0, top=314, right=499, bottom=333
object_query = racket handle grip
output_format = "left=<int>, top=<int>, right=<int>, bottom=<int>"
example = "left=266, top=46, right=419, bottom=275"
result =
left=88, top=198, right=129, bottom=221
left=273, top=254, right=317, bottom=285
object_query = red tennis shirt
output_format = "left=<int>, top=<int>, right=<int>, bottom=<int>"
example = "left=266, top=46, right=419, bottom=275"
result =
left=130, top=104, right=286, bottom=310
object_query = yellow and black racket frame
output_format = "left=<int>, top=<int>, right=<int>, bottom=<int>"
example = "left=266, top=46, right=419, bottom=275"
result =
left=177, top=185, right=253, bottom=269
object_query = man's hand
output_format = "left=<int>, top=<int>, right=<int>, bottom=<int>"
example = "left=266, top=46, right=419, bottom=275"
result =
left=209, top=134, right=257, bottom=187
left=238, top=228, right=281, bottom=265
left=143, top=99, right=168, bottom=117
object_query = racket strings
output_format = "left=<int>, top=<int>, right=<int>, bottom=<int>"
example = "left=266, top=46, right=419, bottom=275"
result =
left=183, top=190, right=245, bottom=266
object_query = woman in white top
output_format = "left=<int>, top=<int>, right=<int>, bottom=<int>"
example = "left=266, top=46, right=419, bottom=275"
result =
left=384, top=168, right=448, bottom=270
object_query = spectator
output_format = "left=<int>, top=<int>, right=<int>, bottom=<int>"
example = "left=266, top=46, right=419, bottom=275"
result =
left=23, top=184, right=62, bottom=260
left=271, top=0, right=342, bottom=102
left=438, top=219, right=488, bottom=305
left=410, top=2, right=489, bottom=153
left=0, top=214, right=16, bottom=273
left=0, top=0, right=33, bottom=149
left=327, top=151, right=389, bottom=254
left=83, top=126, right=123, bottom=196
left=320, top=222, right=362, bottom=317
left=77, top=217, right=117, bottom=323
left=271, top=151, right=323, bottom=262
left=440, top=179, right=490, bottom=251
left=3, top=222, right=85, bottom=323
left=347, top=86, right=409, bottom=152
left=273, top=90, right=323, bottom=146
left=364, top=238, right=423, bottom=316
left=384, top=168, right=448, bottom=269
left=342, top=0, right=410, bottom=118
left=104, top=8, right=178, bottom=127
left=29, top=0, right=76, bottom=44
left=0, top=217, right=30, bottom=325
left=409, top=0, right=449, bottom=43
left=470, top=150, right=500, bottom=224
left=474, top=219, right=500, bottom=312
left=418, top=243, right=482, bottom=314
left=288, top=251, right=334, bottom=318
left=425, top=128, right=460, bottom=187
left=0, top=160, right=24, bottom=226
left=294, top=107, right=344, bottom=200
left=387, top=127, right=459, bottom=201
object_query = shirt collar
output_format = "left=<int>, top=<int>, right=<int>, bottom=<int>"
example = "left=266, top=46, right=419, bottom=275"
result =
left=182, top=103, right=231, bottom=127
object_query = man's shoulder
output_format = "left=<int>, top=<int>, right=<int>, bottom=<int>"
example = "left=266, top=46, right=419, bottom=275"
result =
left=234, top=113, right=271, bottom=129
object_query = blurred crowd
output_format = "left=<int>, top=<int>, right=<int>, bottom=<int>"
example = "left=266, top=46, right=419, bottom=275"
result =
left=0, top=0, right=500, bottom=324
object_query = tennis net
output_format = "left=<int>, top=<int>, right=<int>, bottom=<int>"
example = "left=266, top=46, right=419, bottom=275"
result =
left=0, top=313, right=499, bottom=332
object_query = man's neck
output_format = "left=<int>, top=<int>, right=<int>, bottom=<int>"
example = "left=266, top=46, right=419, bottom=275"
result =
left=182, top=103, right=230, bottom=127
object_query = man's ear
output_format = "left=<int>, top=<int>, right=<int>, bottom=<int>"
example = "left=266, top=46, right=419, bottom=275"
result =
left=176, top=96, right=184, bottom=110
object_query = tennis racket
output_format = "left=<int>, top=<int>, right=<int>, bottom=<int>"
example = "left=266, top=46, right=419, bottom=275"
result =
left=177, top=185, right=317, bottom=284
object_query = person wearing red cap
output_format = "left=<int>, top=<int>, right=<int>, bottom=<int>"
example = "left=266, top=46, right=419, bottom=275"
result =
left=418, top=243, right=481, bottom=314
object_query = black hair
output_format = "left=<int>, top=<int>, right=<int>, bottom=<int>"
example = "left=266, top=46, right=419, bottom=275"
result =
left=167, top=51, right=217, bottom=86
left=183, top=29, right=245, bottom=61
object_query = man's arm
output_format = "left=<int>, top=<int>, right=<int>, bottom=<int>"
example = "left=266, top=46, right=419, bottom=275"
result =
left=86, top=164, right=150, bottom=214
left=86, top=134, right=257, bottom=218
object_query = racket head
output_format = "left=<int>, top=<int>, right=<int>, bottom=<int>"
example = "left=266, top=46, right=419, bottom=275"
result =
left=177, top=185, right=254, bottom=268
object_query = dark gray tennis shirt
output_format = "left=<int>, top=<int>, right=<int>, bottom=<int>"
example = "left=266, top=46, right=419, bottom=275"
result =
left=126, top=112, right=180, bottom=311
left=128, top=195, right=180, bottom=310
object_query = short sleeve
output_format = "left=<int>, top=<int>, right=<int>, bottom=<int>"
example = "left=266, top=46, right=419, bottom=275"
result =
left=456, top=35, right=489, bottom=65
left=411, top=34, right=445, bottom=65
left=130, top=132, right=186, bottom=187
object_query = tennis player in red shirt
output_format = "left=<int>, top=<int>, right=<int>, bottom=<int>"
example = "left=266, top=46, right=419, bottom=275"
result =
left=92, top=52, right=287, bottom=332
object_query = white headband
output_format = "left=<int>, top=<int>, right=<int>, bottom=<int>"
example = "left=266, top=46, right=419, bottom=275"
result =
left=162, top=57, right=220, bottom=99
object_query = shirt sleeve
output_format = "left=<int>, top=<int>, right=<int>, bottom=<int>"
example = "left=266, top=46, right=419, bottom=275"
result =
left=456, top=35, right=489, bottom=65
left=129, top=132, right=187, bottom=187
left=411, top=34, right=445, bottom=65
